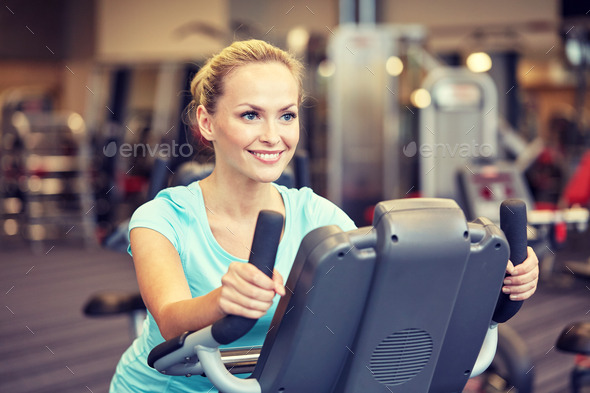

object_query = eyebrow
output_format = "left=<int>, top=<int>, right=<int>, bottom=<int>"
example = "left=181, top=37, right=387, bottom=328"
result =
left=237, top=103, right=297, bottom=112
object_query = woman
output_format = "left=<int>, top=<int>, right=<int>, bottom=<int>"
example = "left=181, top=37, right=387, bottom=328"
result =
left=110, top=39, right=539, bottom=392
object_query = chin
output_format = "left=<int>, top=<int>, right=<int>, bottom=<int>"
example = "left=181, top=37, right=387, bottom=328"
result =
left=250, top=170, right=285, bottom=184
left=254, top=175, right=282, bottom=184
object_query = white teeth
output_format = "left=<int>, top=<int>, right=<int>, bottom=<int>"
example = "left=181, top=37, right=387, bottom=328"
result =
left=252, top=152, right=280, bottom=160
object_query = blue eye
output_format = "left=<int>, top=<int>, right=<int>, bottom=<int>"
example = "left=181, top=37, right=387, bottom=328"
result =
left=242, top=111, right=258, bottom=121
left=281, top=112, right=297, bottom=121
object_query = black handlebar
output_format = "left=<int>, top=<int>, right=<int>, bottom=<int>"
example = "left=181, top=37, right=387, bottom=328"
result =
left=211, top=210, right=284, bottom=345
left=492, top=199, right=528, bottom=323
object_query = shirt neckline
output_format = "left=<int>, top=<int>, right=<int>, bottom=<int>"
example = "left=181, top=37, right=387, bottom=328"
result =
left=188, top=181, right=290, bottom=263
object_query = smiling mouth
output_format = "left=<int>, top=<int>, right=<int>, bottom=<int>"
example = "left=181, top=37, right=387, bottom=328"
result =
left=249, top=151, right=282, bottom=161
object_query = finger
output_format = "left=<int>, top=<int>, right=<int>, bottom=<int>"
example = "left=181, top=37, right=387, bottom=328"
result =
left=223, top=265, right=277, bottom=302
left=503, top=279, right=537, bottom=295
left=273, top=269, right=285, bottom=296
left=503, top=265, right=539, bottom=286
left=227, top=262, right=276, bottom=290
left=505, top=249, right=539, bottom=286
left=222, top=273, right=277, bottom=304
left=515, top=287, right=536, bottom=301
left=221, top=285, right=275, bottom=311
left=511, top=247, right=539, bottom=275
left=217, top=296, right=270, bottom=319
left=502, top=279, right=538, bottom=298
left=503, top=282, right=537, bottom=301
left=239, top=263, right=277, bottom=290
left=506, top=260, right=515, bottom=274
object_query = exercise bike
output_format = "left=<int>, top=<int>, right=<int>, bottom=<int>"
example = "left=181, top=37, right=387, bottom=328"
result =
left=147, top=198, right=529, bottom=392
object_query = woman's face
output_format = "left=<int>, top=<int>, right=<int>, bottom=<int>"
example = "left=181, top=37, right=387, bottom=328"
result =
left=201, top=61, right=300, bottom=185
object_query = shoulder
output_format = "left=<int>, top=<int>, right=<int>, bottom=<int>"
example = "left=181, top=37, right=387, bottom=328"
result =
left=273, top=184, right=327, bottom=211
left=273, top=183, right=328, bottom=202
left=154, top=184, right=200, bottom=207
left=134, top=185, right=199, bottom=218
left=274, top=184, right=356, bottom=231
left=129, top=184, right=202, bottom=242
left=127, top=184, right=205, bottom=258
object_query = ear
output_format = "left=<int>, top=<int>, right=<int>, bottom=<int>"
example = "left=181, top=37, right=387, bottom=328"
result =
left=196, top=105, right=215, bottom=142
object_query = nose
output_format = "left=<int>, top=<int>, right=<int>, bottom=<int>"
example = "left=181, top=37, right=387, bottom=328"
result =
left=260, top=120, right=281, bottom=145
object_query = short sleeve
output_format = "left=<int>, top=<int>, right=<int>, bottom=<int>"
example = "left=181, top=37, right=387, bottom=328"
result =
left=128, top=188, right=188, bottom=257
left=301, top=188, right=357, bottom=231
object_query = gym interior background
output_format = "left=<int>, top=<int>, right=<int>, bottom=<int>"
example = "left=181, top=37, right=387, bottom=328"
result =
left=1, top=0, right=589, bottom=392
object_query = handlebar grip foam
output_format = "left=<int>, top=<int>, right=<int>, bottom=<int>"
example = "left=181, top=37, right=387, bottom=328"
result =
left=492, top=199, right=528, bottom=323
left=211, top=210, right=284, bottom=345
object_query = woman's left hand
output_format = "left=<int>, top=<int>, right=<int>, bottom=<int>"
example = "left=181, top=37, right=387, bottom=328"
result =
left=502, top=246, right=539, bottom=301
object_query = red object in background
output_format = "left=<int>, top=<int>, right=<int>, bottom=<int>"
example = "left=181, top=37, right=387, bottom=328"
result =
left=363, top=205, right=375, bottom=226
left=538, top=148, right=556, bottom=165
left=535, top=201, right=557, bottom=211
left=31, top=167, right=48, bottom=177
left=118, top=175, right=148, bottom=194
left=575, top=354, right=590, bottom=369
left=554, top=221, right=567, bottom=245
left=563, top=151, right=590, bottom=207
left=505, top=186, right=514, bottom=197
left=480, top=187, right=492, bottom=200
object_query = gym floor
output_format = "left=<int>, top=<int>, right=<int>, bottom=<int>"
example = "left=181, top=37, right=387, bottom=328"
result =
left=0, top=241, right=588, bottom=393
left=0, top=244, right=137, bottom=393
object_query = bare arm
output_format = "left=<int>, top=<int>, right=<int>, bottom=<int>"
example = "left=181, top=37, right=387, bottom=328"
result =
left=130, top=227, right=284, bottom=340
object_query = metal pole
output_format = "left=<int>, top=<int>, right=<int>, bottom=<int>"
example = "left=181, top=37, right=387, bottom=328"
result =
left=339, top=0, right=356, bottom=24
left=358, top=0, right=376, bottom=25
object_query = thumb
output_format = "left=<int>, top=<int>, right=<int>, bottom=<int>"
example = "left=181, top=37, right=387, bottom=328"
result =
left=273, top=269, right=286, bottom=296
left=506, top=260, right=515, bottom=275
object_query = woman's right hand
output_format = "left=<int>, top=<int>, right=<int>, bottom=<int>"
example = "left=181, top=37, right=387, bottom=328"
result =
left=217, top=262, right=286, bottom=319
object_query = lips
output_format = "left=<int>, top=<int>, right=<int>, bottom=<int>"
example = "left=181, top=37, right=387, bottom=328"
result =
left=249, top=150, right=283, bottom=162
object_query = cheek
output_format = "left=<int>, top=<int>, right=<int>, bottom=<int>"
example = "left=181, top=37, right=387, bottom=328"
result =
left=218, top=120, right=251, bottom=147
left=225, top=131, right=247, bottom=147
left=286, top=125, right=300, bottom=146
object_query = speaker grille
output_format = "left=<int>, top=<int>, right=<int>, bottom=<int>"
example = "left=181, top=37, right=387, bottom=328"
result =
left=369, top=328, right=433, bottom=386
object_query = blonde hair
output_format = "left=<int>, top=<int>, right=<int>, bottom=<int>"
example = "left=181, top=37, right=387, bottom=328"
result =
left=189, top=39, right=304, bottom=116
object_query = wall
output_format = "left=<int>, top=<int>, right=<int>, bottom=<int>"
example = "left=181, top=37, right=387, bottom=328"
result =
left=0, top=0, right=96, bottom=114
left=0, top=0, right=68, bottom=59
left=222, top=0, right=562, bottom=57
left=382, top=0, right=560, bottom=56
left=0, top=0, right=576, bottom=125
left=96, top=0, right=229, bottom=62
left=228, top=0, right=338, bottom=43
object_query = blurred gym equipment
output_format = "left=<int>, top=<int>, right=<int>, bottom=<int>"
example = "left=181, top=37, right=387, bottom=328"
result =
left=551, top=6, right=590, bottom=391
left=557, top=322, right=590, bottom=393
left=326, top=24, right=426, bottom=224
left=418, top=66, right=588, bottom=255
left=0, top=87, right=96, bottom=252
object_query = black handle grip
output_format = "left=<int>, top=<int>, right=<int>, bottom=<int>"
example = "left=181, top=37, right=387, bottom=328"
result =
left=211, top=210, right=284, bottom=345
left=492, top=199, right=528, bottom=323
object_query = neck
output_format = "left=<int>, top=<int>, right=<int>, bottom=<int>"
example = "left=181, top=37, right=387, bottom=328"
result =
left=199, top=170, right=279, bottom=220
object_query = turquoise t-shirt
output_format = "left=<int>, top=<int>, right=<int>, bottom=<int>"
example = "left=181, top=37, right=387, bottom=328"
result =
left=110, top=182, right=356, bottom=392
